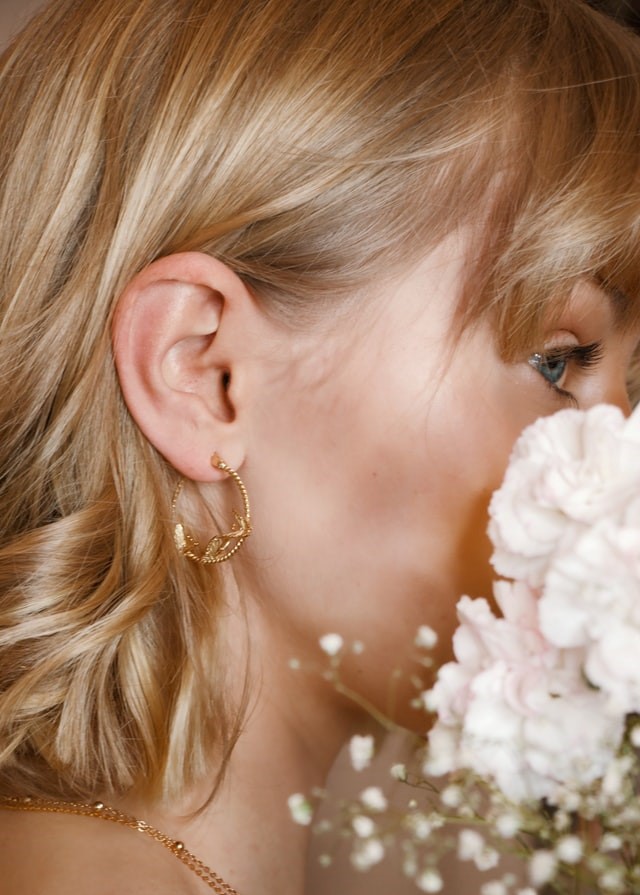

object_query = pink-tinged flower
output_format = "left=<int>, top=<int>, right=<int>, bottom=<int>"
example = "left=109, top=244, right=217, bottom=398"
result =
left=540, top=516, right=640, bottom=712
left=489, top=404, right=640, bottom=587
left=425, top=582, right=625, bottom=804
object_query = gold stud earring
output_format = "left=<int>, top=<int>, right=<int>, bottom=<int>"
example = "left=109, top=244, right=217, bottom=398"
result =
left=172, top=453, right=252, bottom=564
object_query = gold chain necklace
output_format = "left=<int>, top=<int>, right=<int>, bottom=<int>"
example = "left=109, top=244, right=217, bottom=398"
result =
left=0, top=795, right=240, bottom=895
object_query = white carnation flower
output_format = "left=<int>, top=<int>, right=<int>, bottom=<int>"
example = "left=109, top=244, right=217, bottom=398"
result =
left=426, top=582, right=625, bottom=804
left=489, top=404, right=640, bottom=586
left=539, top=517, right=640, bottom=712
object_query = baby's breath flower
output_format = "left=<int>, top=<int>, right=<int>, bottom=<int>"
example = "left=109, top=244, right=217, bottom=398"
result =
left=318, top=854, right=332, bottom=867
left=480, top=882, right=507, bottom=895
left=440, top=784, right=463, bottom=808
left=415, top=625, right=438, bottom=649
left=598, top=867, right=626, bottom=893
left=319, top=633, right=343, bottom=656
left=602, top=756, right=633, bottom=803
left=352, top=814, right=376, bottom=838
left=553, top=810, right=570, bottom=832
left=476, top=848, right=500, bottom=872
left=457, top=827, right=500, bottom=872
left=351, top=838, right=385, bottom=871
left=630, top=723, right=640, bottom=748
left=359, top=786, right=388, bottom=812
left=614, top=801, right=640, bottom=824
left=494, top=811, right=520, bottom=838
left=390, top=762, right=407, bottom=781
left=587, top=852, right=608, bottom=874
left=288, top=657, right=301, bottom=670
left=600, top=833, right=623, bottom=852
left=555, top=788, right=582, bottom=812
left=420, top=689, right=438, bottom=712
left=405, top=811, right=432, bottom=841
left=555, top=835, right=583, bottom=864
left=287, top=793, right=313, bottom=826
left=349, top=734, right=374, bottom=771
left=529, top=850, right=557, bottom=887
left=458, top=829, right=485, bottom=862
left=401, top=842, right=418, bottom=878
left=416, top=868, right=443, bottom=892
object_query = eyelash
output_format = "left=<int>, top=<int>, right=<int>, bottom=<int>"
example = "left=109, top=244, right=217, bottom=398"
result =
left=528, top=341, right=604, bottom=403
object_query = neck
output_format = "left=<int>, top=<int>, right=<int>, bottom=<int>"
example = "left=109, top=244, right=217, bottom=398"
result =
left=120, top=614, right=359, bottom=895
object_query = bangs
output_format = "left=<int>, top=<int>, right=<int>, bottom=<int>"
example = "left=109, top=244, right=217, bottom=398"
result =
left=459, top=2, right=640, bottom=357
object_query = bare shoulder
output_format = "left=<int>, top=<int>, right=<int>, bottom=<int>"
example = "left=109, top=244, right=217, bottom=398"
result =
left=0, top=809, right=195, bottom=895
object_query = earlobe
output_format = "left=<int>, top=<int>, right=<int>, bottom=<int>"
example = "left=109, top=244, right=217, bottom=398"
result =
left=112, top=252, right=249, bottom=481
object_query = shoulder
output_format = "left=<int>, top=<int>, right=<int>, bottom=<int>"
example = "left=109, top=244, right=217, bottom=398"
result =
left=0, top=808, right=193, bottom=895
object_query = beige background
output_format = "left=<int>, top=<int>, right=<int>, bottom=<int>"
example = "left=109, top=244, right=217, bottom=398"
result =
left=0, top=0, right=44, bottom=44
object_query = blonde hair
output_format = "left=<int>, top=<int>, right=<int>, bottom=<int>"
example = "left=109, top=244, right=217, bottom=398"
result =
left=0, top=0, right=638, bottom=803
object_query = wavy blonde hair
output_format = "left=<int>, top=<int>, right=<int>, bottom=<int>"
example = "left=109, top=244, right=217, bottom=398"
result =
left=0, top=0, right=639, bottom=803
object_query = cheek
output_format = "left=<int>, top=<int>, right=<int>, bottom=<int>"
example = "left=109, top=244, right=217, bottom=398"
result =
left=416, top=360, right=553, bottom=598
left=247, top=329, right=555, bottom=719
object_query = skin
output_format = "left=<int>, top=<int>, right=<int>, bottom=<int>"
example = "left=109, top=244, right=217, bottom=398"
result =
left=1, top=232, right=638, bottom=895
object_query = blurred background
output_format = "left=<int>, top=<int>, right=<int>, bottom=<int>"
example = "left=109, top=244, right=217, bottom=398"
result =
left=0, top=0, right=44, bottom=43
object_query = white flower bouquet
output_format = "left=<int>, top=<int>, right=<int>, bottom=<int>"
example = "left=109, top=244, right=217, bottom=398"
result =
left=297, top=403, right=640, bottom=894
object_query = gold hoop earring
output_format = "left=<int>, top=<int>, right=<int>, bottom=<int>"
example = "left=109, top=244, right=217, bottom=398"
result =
left=172, top=453, right=252, bottom=564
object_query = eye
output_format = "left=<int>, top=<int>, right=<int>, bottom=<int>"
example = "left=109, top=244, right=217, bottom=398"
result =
left=528, top=342, right=604, bottom=399
left=529, top=353, right=567, bottom=386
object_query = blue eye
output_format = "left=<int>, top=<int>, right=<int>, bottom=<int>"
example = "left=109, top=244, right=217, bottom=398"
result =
left=528, top=352, right=567, bottom=385
left=528, top=342, right=604, bottom=397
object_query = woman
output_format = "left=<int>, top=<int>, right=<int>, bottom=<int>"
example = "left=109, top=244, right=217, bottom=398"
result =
left=0, top=1, right=638, bottom=893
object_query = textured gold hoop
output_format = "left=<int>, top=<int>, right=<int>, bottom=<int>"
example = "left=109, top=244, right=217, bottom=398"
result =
left=172, top=454, right=252, bottom=564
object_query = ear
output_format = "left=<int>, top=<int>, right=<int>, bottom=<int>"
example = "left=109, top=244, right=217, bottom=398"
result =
left=112, top=252, right=251, bottom=481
